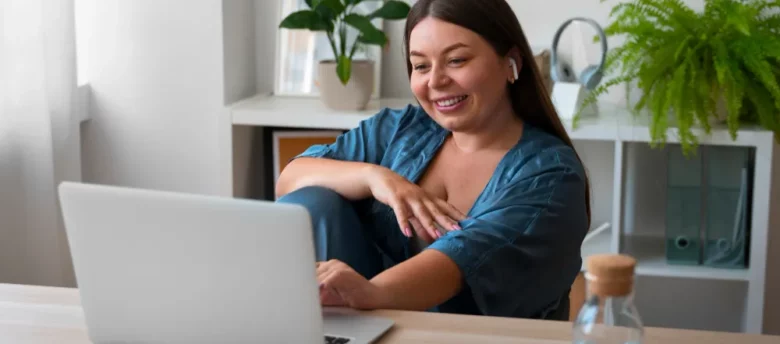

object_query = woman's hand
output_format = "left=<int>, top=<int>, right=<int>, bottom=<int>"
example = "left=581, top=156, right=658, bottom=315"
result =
left=317, top=260, right=386, bottom=310
left=366, top=166, right=467, bottom=242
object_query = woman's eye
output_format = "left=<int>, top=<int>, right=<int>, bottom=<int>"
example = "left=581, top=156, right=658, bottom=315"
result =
left=413, top=64, right=429, bottom=71
left=449, top=58, right=466, bottom=65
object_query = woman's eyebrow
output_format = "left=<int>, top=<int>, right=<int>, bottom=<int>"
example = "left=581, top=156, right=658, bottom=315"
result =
left=410, top=42, right=469, bottom=57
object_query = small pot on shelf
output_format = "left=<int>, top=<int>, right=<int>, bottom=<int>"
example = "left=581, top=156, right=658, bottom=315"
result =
left=317, top=59, right=374, bottom=111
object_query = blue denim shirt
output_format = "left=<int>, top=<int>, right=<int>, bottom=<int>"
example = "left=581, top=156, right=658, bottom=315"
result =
left=296, top=104, right=589, bottom=319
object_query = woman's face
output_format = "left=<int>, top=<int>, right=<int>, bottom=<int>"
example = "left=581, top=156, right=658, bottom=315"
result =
left=408, top=17, right=516, bottom=132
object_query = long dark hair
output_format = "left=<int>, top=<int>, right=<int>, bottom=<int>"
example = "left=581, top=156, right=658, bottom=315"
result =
left=403, top=0, right=591, bottom=226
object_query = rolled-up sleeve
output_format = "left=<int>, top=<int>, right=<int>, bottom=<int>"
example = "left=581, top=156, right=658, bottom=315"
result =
left=427, top=147, right=589, bottom=318
left=294, top=105, right=413, bottom=164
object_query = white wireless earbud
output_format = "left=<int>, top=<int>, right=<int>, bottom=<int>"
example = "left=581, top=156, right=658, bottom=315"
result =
left=509, top=58, right=519, bottom=82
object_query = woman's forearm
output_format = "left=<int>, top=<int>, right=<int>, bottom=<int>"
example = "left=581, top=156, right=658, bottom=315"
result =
left=370, top=249, right=463, bottom=311
left=275, top=157, right=377, bottom=200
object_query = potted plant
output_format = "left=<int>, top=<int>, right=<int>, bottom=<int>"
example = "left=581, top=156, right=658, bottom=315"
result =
left=579, top=0, right=780, bottom=154
left=279, top=0, right=411, bottom=111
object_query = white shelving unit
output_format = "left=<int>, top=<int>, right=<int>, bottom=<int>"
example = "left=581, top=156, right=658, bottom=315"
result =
left=223, top=93, right=777, bottom=334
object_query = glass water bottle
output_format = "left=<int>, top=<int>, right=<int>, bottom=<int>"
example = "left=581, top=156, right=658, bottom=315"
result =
left=572, top=254, right=644, bottom=344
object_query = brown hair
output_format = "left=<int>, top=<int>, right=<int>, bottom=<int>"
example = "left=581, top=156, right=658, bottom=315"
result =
left=403, top=0, right=591, bottom=226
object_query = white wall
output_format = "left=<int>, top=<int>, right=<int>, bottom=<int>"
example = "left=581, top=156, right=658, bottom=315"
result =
left=78, top=0, right=225, bottom=196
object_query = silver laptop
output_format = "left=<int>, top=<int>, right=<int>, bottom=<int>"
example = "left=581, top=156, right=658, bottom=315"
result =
left=58, top=181, right=394, bottom=344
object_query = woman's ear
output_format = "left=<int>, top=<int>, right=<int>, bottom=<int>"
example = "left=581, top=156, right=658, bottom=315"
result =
left=506, top=48, right=522, bottom=83
left=509, top=58, right=519, bottom=83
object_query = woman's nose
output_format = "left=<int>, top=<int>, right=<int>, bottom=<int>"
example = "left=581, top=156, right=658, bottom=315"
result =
left=428, top=65, right=450, bottom=88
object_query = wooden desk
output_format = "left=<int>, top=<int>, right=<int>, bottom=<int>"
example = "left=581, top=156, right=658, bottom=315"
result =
left=2, top=283, right=778, bottom=344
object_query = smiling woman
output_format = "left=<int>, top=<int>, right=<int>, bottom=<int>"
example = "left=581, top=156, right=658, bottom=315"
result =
left=275, top=0, right=591, bottom=320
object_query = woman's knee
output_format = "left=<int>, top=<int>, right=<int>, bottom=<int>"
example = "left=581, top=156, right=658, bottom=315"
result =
left=277, top=186, right=382, bottom=276
left=276, top=186, right=357, bottom=225
left=277, top=186, right=360, bottom=231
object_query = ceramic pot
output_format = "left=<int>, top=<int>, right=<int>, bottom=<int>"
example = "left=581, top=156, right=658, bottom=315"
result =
left=317, top=59, right=374, bottom=111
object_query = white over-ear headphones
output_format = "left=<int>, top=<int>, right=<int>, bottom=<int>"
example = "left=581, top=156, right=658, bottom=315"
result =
left=550, top=17, right=608, bottom=90
left=509, top=58, right=519, bottom=82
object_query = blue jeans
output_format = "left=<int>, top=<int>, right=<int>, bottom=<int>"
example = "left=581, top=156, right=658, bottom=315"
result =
left=276, top=186, right=408, bottom=280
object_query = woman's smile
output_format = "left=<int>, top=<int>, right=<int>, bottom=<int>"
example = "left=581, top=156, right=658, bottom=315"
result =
left=433, top=95, right=469, bottom=113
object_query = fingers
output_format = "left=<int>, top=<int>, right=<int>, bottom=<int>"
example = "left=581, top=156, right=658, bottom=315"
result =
left=435, top=198, right=468, bottom=222
left=319, top=284, right=344, bottom=306
left=408, top=217, right=434, bottom=242
left=408, top=199, right=440, bottom=240
left=316, top=260, right=368, bottom=309
left=390, top=198, right=412, bottom=238
left=390, top=191, right=467, bottom=240
left=425, top=199, right=462, bottom=232
left=316, top=259, right=345, bottom=284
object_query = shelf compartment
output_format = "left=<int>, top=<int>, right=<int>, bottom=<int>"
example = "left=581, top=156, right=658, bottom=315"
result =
left=622, top=235, right=750, bottom=281
left=633, top=275, right=748, bottom=333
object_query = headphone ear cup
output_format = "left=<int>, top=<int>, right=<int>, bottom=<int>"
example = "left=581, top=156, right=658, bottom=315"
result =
left=552, top=62, right=575, bottom=83
left=580, top=65, right=603, bottom=90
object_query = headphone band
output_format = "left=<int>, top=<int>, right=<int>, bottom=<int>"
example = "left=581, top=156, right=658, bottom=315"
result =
left=550, top=17, right=608, bottom=75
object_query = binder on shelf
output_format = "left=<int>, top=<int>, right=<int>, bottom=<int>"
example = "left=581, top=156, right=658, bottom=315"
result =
left=665, top=147, right=703, bottom=265
left=703, top=146, right=752, bottom=269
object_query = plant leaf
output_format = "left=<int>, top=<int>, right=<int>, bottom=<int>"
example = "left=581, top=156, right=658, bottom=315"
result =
left=337, top=55, right=352, bottom=85
left=315, top=0, right=346, bottom=16
left=358, top=31, right=388, bottom=46
left=344, top=0, right=364, bottom=5
left=344, top=14, right=388, bottom=46
left=745, top=80, right=780, bottom=133
left=279, top=10, right=330, bottom=31
left=369, top=1, right=411, bottom=19
left=311, top=2, right=339, bottom=30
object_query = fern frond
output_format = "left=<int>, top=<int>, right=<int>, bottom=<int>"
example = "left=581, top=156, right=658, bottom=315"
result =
left=759, top=13, right=780, bottom=33
left=699, top=54, right=719, bottom=132
left=745, top=31, right=780, bottom=60
left=744, top=81, right=780, bottom=133
left=687, top=51, right=713, bottom=134
left=733, top=40, right=780, bottom=109
left=649, top=76, right=670, bottom=147
left=753, top=0, right=780, bottom=13
left=605, top=1, right=690, bottom=34
left=673, top=61, right=699, bottom=152
left=712, top=37, right=732, bottom=87
left=723, top=63, right=746, bottom=140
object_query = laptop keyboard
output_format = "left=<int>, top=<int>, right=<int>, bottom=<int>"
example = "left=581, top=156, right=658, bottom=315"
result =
left=324, top=335, right=352, bottom=344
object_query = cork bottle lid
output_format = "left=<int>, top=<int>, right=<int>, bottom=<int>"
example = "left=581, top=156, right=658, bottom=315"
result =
left=585, top=254, right=637, bottom=297
left=586, top=253, right=636, bottom=280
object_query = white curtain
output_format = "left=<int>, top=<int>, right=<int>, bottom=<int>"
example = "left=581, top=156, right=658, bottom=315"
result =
left=0, top=0, right=79, bottom=287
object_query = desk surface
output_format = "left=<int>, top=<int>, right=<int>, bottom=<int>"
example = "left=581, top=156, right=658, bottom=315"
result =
left=2, top=283, right=778, bottom=344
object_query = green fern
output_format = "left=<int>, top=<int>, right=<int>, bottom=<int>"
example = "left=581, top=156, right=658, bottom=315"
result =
left=580, top=0, right=780, bottom=155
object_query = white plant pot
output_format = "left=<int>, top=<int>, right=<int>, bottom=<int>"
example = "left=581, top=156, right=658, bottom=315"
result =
left=317, top=60, right=374, bottom=111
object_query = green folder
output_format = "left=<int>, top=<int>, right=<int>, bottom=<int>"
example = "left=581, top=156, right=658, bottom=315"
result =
left=665, top=146, right=703, bottom=265
left=703, top=146, right=750, bottom=269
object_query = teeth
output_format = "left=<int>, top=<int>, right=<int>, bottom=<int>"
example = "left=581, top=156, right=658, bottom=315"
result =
left=436, top=95, right=467, bottom=107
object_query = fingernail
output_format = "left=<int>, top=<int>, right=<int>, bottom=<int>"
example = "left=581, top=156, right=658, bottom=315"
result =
left=452, top=224, right=461, bottom=230
left=404, top=227, right=412, bottom=237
